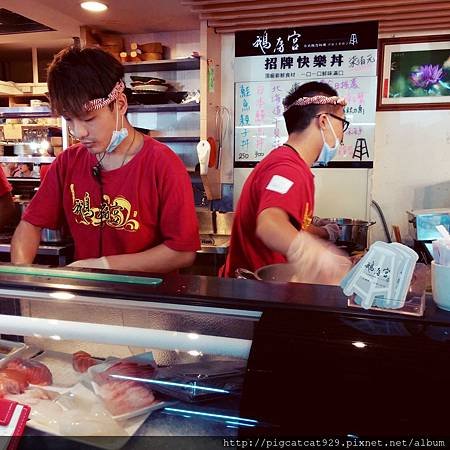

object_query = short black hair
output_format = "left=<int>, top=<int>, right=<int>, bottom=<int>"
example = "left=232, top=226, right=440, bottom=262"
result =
left=47, top=46, right=124, bottom=118
left=283, top=81, right=339, bottom=134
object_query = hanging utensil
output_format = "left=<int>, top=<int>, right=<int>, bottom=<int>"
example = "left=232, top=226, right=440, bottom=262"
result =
left=215, top=106, right=230, bottom=170
left=207, top=136, right=217, bottom=168
left=196, top=140, right=211, bottom=176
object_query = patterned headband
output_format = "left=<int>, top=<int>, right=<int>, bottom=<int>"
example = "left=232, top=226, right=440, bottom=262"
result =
left=83, top=80, right=125, bottom=112
left=284, top=95, right=347, bottom=112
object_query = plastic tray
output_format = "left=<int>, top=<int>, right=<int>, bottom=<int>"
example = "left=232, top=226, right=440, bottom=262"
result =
left=0, top=339, right=28, bottom=367
left=348, top=291, right=426, bottom=316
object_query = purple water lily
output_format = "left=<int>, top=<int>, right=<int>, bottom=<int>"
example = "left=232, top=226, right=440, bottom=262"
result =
left=409, top=64, right=443, bottom=89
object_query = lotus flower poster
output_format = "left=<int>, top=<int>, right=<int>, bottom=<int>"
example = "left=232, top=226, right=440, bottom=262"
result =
left=378, top=35, right=450, bottom=110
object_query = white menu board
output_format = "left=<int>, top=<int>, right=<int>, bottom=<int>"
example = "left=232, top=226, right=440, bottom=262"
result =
left=234, top=22, right=378, bottom=168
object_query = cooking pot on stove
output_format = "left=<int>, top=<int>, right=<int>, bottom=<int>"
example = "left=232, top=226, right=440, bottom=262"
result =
left=323, top=218, right=375, bottom=252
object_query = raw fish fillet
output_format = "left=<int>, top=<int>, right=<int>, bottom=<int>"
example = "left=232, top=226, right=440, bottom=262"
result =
left=95, top=360, right=156, bottom=384
left=98, top=380, right=155, bottom=416
left=0, top=368, right=29, bottom=395
left=72, top=351, right=100, bottom=373
left=6, top=358, right=53, bottom=385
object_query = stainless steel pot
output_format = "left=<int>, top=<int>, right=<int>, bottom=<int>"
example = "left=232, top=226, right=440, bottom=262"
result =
left=323, top=218, right=375, bottom=251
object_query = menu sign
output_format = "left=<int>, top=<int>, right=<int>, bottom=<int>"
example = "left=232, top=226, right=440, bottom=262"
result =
left=234, top=22, right=378, bottom=168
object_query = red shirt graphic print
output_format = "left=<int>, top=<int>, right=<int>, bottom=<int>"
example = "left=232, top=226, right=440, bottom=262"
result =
left=23, top=136, right=200, bottom=260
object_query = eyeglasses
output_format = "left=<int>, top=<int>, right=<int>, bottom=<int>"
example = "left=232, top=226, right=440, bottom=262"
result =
left=316, top=112, right=350, bottom=132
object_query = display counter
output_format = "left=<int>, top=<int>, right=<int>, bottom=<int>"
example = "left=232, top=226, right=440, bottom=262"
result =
left=0, top=264, right=448, bottom=445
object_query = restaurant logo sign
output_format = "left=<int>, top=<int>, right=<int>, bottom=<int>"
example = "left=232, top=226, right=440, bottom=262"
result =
left=236, top=22, right=378, bottom=57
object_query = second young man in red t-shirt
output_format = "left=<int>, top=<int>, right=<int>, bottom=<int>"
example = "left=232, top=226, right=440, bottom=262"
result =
left=222, top=82, right=351, bottom=285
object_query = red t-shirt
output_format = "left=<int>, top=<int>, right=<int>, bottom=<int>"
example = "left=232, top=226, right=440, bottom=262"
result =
left=222, top=145, right=315, bottom=277
left=0, top=170, right=12, bottom=197
left=23, top=136, right=200, bottom=260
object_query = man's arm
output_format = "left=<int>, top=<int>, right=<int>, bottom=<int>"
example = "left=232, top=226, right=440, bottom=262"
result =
left=256, top=207, right=351, bottom=285
left=69, top=244, right=196, bottom=273
left=256, top=207, right=299, bottom=255
left=0, top=193, right=17, bottom=231
left=10, top=220, right=42, bottom=264
left=307, top=223, right=329, bottom=240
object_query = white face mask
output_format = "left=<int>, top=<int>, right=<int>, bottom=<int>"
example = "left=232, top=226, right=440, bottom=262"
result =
left=105, top=101, right=128, bottom=153
left=317, top=115, right=340, bottom=166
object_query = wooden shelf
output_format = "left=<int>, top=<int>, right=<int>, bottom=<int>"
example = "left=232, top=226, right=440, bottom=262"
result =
left=0, top=106, right=52, bottom=119
left=7, top=177, right=40, bottom=182
left=123, top=58, right=200, bottom=73
left=127, top=103, right=200, bottom=113
left=0, top=156, right=55, bottom=164
left=0, top=124, right=59, bottom=128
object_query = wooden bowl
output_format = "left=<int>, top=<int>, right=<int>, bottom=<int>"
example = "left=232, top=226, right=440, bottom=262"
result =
left=140, top=52, right=163, bottom=61
left=139, top=42, right=163, bottom=53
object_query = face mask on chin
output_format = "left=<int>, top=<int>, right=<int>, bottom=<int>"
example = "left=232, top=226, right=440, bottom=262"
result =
left=105, top=101, right=128, bottom=153
left=316, top=115, right=340, bottom=166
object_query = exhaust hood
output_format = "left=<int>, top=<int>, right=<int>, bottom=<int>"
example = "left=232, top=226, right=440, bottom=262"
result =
left=0, top=8, right=54, bottom=35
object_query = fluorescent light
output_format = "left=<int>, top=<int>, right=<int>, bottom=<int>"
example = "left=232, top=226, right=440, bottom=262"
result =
left=49, top=291, right=75, bottom=300
left=81, top=1, right=108, bottom=12
left=352, top=341, right=367, bottom=349
left=187, top=333, right=199, bottom=340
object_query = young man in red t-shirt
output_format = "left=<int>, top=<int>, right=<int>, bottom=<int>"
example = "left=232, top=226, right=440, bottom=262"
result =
left=222, top=81, right=351, bottom=284
left=11, top=46, right=200, bottom=273
left=0, top=170, right=15, bottom=231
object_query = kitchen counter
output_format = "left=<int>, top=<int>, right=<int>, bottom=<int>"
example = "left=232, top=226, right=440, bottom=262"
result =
left=0, top=241, right=74, bottom=266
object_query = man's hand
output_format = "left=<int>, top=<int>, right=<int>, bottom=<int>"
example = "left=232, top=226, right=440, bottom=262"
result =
left=311, top=216, right=341, bottom=242
left=323, top=222, right=341, bottom=241
left=67, top=257, right=110, bottom=270
left=286, top=231, right=351, bottom=286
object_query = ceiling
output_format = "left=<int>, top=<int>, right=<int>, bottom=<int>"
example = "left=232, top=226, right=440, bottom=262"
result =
left=0, top=0, right=199, bottom=49
left=0, top=0, right=449, bottom=52
left=182, top=0, right=450, bottom=35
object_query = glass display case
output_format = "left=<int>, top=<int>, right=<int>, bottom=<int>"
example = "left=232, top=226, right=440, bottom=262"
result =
left=0, top=265, right=258, bottom=449
left=0, top=264, right=449, bottom=446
